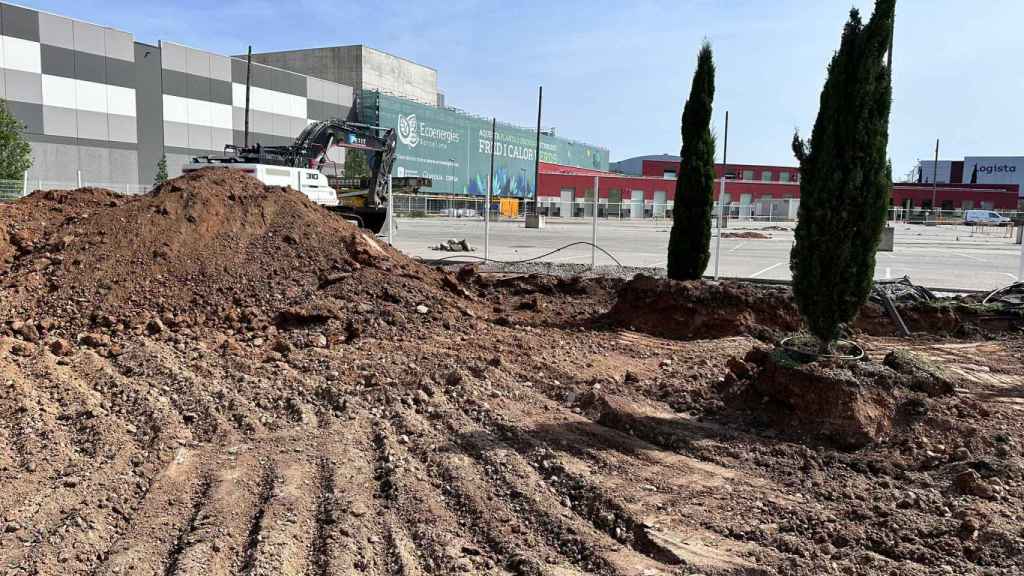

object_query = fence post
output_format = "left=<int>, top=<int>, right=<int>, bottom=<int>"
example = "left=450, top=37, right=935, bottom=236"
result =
left=22, top=172, right=28, bottom=197
left=592, top=175, right=599, bottom=268
left=387, top=175, right=394, bottom=244
left=77, top=170, right=82, bottom=188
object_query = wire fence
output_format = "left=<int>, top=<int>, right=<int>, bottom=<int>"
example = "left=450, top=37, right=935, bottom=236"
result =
left=0, top=178, right=150, bottom=202
left=389, top=196, right=1024, bottom=293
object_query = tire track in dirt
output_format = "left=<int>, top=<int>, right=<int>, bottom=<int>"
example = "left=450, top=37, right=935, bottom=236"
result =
left=163, top=474, right=214, bottom=576
left=237, top=463, right=278, bottom=575
left=452, top=386, right=775, bottom=575
left=161, top=450, right=266, bottom=576
left=307, top=456, right=334, bottom=576
left=373, top=417, right=512, bottom=575
left=316, top=417, right=392, bottom=576
left=391, top=399, right=669, bottom=576
left=243, top=448, right=323, bottom=576
left=94, top=447, right=204, bottom=576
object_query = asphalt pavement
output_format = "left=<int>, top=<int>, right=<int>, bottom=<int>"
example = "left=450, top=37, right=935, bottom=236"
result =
left=391, top=217, right=1023, bottom=292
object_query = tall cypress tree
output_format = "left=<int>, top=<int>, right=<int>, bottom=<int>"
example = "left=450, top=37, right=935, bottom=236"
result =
left=791, top=0, right=895, bottom=346
left=667, top=42, right=716, bottom=280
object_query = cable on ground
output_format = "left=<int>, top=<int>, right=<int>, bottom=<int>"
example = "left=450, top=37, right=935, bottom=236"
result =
left=426, top=241, right=625, bottom=267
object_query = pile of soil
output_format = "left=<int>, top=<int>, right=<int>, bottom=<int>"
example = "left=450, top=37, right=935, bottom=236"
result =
left=604, top=274, right=801, bottom=341
left=1, top=169, right=471, bottom=348
left=721, top=231, right=771, bottom=239
left=604, top=275, right=1023, bottom=341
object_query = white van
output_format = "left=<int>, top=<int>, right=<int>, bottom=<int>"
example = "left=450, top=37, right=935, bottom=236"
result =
left=964, top=209, right=1011, bottom=226
left=182, top=163, right=339, bottom=206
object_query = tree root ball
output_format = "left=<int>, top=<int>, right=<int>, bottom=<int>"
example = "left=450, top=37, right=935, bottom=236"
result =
left=728, top=345, right=960, bottom=449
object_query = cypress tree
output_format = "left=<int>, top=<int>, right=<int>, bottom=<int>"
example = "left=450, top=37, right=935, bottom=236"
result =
left=154, top=155, right=169, bottom=186
left=667, top=42, right=716, bottom=280
left=791, top=0, right=895, bottom=347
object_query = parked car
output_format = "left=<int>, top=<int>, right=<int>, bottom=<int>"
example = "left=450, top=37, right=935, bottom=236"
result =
left=964, top=210, right=1012, bottom=226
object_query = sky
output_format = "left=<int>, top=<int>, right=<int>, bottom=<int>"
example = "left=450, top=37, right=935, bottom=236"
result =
left=23, top=0, right=1024, bottom=177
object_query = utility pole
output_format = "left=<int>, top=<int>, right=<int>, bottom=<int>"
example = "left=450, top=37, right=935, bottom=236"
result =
left=591, top=175, right=599, bottom=268
left=532, top=86, right=543, bottom=216
left=714, top=111, right=729, bottom=280
left=244, top=46, right=253, bottom=147
left=931, top=138, right=939, bottom=211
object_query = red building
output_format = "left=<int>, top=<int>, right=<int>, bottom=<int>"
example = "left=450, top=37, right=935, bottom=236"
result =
left=536, top=159, right=1019, bottom=218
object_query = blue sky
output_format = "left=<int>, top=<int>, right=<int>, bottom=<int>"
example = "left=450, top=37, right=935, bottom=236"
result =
left=25, top=0, right=1024, bottom=176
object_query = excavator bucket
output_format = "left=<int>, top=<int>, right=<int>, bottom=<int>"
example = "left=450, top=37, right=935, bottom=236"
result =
left=327, top=205, right=389, bottom=234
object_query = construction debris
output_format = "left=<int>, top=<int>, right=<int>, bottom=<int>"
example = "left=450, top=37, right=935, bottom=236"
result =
left=431, top=238, right=475, bottom=252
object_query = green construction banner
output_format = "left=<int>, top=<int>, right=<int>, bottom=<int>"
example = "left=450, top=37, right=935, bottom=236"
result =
left=360, top=91, right=609, bottom=197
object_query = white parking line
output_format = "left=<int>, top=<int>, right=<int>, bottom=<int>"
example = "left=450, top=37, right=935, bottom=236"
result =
left=1004, top=273, right=1019, bottom=282
left=729, top=242, right=747, bottom=253
left=948, top=250, right=989, bottom=263
left=750, top=262, right=784, bottom=278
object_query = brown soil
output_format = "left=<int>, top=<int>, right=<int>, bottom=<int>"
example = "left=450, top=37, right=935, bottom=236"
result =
left=2, top=172, right=1023, bottom=575
left=604, top=275, right=801, bottom=341
left=721, top=231, right=771, bottom=239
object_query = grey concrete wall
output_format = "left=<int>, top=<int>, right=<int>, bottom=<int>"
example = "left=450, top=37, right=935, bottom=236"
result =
left=135, top=42, right=164, bottom=185
left=248, top=45, right=437, bottom=106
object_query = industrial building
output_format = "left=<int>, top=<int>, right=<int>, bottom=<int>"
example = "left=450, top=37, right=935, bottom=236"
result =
left=0, top=2, right=606, bottom=192
left=917, top=156, right=1023, bottom=202
left=0, top=2, right=353, bottom=187
left=540, top=157, right=1019, bottom=218
left=246, top=45, right=442, bottom=107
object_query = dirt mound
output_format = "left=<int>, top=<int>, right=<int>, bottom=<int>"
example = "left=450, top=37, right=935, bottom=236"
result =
left=720, top=231, right=770, bottom=239
left=1, top=169, right=468, bottom=343
left=604, top=275, right=800, bottom=340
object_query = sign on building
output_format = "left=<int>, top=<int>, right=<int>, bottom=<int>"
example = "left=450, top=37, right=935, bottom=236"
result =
left=360, top=91, right=609, bottom=196
left=962, top=156, right=1024, bottom=197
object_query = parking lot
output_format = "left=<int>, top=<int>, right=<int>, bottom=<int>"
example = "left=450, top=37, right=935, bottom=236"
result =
left=392, top=217, right=1023, bottom=292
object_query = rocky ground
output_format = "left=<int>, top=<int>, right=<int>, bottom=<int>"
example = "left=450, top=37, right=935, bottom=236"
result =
left=1, top=170, right=1023, bottom=576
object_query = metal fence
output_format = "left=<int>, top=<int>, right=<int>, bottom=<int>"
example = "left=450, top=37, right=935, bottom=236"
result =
left=391, top=194, right=807, bottom=224
left=388, top=196, right=1024, bottom=293
left=0, top=178, right=151, bottom=202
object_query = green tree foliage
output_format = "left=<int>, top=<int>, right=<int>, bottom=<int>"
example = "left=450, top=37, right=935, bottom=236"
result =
left=791, top=0, right=895, bottom=345
left=154, top=155, right=169, bottom=186
left=344, top=149, right=370, bottom=179
left=667, top=42, right=716, bottom=280
left=0, top=99, right=33, bottom=181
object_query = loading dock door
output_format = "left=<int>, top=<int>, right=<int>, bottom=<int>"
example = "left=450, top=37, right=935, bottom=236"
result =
left=560, top=188, right=574, bottom=217
left=631, top=190, right=644, bottom=219
left=653, top=191, right=667, bottom=217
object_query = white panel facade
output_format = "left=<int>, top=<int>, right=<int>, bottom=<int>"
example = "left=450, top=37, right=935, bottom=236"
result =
left=41, top=74, right=76, bottom=108
left=75, top=79, right=108, bottom=114
left=2, top=36, right=40, bottom=73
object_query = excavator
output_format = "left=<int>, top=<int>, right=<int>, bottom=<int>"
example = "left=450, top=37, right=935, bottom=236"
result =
left=186, top=119, right=430, bottom=233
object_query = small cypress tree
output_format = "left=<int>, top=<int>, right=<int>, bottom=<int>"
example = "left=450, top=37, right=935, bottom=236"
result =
left=0, top=99, right=33, bottom=181
left=667, top=42, right=716, bottom=280
left=154, top=155, right=169, bottom=186
left=791, top=0, right=895, bottom=347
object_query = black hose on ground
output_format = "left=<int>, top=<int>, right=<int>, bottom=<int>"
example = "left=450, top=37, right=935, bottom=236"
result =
left=425, top=241, right=625, bottom=267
